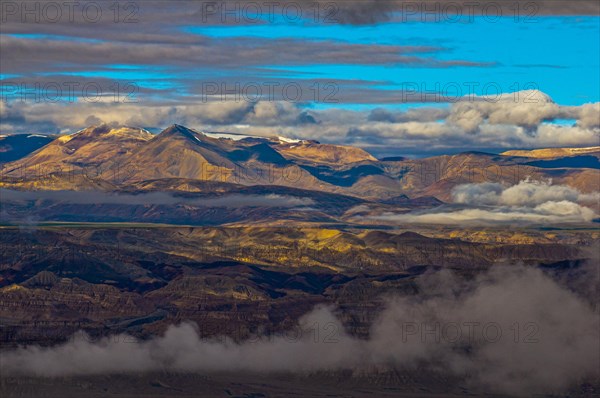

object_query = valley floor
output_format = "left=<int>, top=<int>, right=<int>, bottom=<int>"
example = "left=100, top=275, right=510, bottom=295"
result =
left=3, top=371, right=596, bottom=398
left=0, top=225, right=598, bottom=397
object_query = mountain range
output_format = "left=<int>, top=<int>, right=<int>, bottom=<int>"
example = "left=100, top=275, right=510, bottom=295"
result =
left=1, top=125, right=599, bottom=397
left=2, top=124, right=598, bottom=197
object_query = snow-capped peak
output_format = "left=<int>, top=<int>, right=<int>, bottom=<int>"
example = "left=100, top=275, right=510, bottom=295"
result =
left=200, top=131, right=257, bottom=141
left=278, top=136, right=301, bottom=144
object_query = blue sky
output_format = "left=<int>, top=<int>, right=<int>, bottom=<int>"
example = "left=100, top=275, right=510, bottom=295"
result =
left=2, top=15, right=599, bottom=107
left=185, top=16, right=599, bottom=106
left=1, top=3, right=598, bottom=155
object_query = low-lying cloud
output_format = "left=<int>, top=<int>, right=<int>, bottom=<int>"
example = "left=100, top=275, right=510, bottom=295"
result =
left=1, top=266, right=598, bottom=396
left=376, top=203, right=597, bottom=225
left=372, top=179, right=599, bottom=225
left=0, top=190, right=314, bottom=208
left=452, top=178, right=599, bottom=206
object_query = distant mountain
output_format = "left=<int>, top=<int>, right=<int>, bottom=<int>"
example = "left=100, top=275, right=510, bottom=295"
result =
left=2, top=124, right=599, bottom=203
left=273, top=140, right=377, bottom=165
left=382, top=195, right=444, bottom=207
left=380, top=156, right=407, bottom=162
left=0, top=134, right=54, bottom=163
left=525, top=155, right=600, bottom=169
left=2, top=125, right=152, bottom=174
left=502, top=146, right=600, bottom=158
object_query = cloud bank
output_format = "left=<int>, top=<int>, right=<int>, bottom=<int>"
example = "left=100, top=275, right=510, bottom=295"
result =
left=372, top=179, right=599, bottom=225
left=452, top=178, right=600, bottom=207
left=1, top=266, right=598, bottom=396
left=0, top=190, right=314, bottom=208
left=2, top=91, right=598, bottom=156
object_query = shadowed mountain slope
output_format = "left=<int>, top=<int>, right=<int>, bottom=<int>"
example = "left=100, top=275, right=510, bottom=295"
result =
left=2, top=124, right=599, bottom=202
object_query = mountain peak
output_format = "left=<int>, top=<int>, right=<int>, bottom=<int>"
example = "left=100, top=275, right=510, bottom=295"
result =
left=397, top=231, right=428, bottom=240
left=79, top=124, right=112, bottom=136
left=54, top=125, right=152, bottom=145
left=501, top=146, right=600, bottom=159
left=275, top=141, right=378, bottom=165
left=160, top=124, right=202, bottom=141
left=165, top=124, right=190, bottom=133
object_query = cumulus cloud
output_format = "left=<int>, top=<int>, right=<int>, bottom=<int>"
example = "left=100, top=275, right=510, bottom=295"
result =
left=0, top=100, right=308, bottom=134
left=371, top=180, right=599, bottom=225
left=1, top=266, right=598, bottom=396
left=576, top=102, right=600, bottom=129
left=368, top=92, right=598, bottom=153
left=344, top=91, right=598, bottom=155
left=2, top=91, right=599, bottom=157
left=452, top=179, right=599, bottom=206
left=448, top=91, right=561, bottom=132
left=368, top=107, right=450, bottom=123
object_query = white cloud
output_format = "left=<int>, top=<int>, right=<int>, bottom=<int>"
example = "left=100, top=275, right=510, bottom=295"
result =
left=447, top=90, right=560, bottom=132
left=452, top=179, right=599, bottom=207
left=2, top=266, right=598, bottom=395
left=2, top=91, right=599, bottom=155
left=371, top=180, right=599, bottom=225
left=373, top=203, right=596, bottom=225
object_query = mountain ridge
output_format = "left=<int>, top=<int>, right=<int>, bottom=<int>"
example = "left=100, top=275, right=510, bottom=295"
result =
left=501, top=146, right=600, bottom=158
left=2, top=124, right=599, bottom=201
